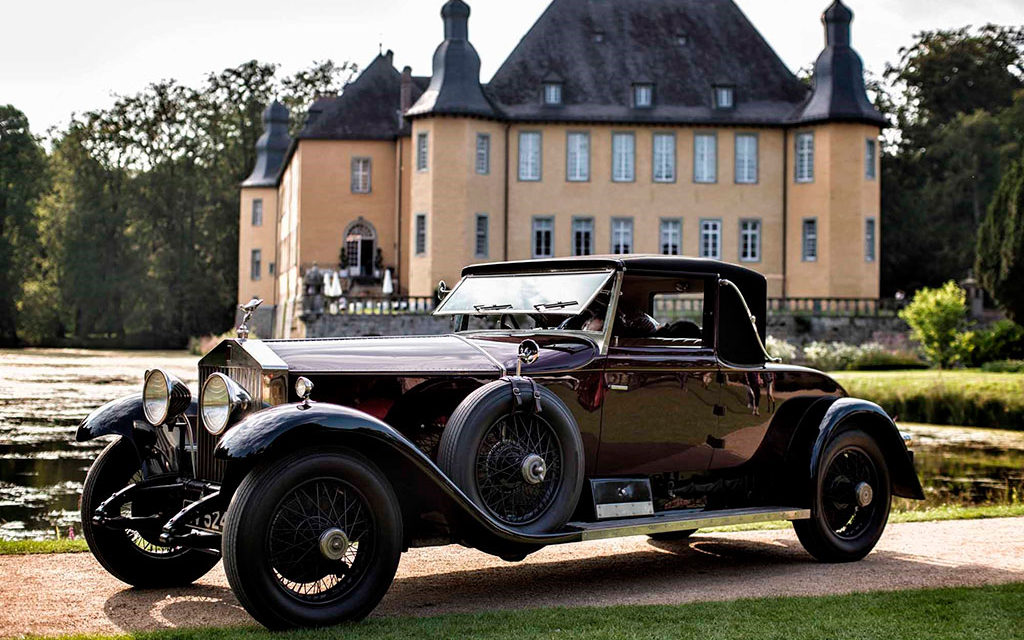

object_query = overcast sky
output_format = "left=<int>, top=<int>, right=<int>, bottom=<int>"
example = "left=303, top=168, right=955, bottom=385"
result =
left=3, top=0, right=1022, bottom=135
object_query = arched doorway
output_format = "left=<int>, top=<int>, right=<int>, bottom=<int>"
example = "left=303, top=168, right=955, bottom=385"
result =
left=344, top=218, right=376, bottom=279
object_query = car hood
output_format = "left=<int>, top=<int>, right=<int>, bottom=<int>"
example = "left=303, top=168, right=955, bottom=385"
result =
left=260, top=334, right=600, bottom=376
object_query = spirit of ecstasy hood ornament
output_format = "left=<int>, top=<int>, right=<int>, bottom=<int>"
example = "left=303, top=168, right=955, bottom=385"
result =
left=237, top=298, right=263, bottom=339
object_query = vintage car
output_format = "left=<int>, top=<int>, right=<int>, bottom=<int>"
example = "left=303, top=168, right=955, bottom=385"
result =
left=77, top=256, right=923, bottom=629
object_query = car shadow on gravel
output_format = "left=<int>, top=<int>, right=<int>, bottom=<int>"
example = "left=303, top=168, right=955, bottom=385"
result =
left=103, top=583, right=250, bottom=632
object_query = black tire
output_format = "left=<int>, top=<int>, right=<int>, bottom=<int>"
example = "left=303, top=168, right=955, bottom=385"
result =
left=438, top=379, right=585, bottom=534
left=80, top=438, right=219, bottom=587
left=793, top=429, right=891, bottom=562
left=222, top=449, right=403, bottom=630
left=648, top=529, right=698, bottom=541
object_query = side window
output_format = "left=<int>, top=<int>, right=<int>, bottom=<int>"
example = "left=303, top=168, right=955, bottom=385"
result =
left=614, top=275, right=708, bottom=345
left=251, top=199, right=263, bottom=226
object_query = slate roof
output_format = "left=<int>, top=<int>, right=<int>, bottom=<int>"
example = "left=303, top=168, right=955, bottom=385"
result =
left=484, top=0, right=811, bottom=126
left=242, top=101, right=291, bottom=187
left=297, top=52, right=428, bottom=141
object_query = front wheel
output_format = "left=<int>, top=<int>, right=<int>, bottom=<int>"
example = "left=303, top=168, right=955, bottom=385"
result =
left=81, top=438, right=219, bottom=587
left=222, top=449, right=403, bottom=630
left=793, top=429, right=891, bottom=562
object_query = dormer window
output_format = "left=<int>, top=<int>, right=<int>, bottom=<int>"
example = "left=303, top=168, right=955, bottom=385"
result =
left=634, top=83, right=654, bottom=109
left=714, top=86, right=735, bottom=109
left=543, top=83, right=563, bottom=106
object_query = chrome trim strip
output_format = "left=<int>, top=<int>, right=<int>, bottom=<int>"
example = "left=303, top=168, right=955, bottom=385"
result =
left=595, top=501, right=654, bottom=519
left=238, top=339, right=288, bottom=372
left=570, top=506, right=810, bottom=542
left=451, top=334, right=507, bottom=376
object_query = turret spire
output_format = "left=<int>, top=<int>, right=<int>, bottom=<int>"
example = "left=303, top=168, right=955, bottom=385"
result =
left=243, top=101, right=291, bottom=187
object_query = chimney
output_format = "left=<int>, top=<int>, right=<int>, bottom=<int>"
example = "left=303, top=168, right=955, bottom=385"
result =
left=400, top=66, right=413, bottom=112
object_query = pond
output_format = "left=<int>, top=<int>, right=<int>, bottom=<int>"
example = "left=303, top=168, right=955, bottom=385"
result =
left=0, top=348, right=1021, bottom=540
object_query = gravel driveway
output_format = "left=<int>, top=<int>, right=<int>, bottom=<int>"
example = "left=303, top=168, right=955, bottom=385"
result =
left=2, top=518, right=1022, bottom=638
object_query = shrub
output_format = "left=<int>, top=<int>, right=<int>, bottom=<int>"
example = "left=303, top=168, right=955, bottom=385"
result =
left=803, top=341, right=862, bottom=371
left=766, top=336, right=798, bottom=362
left=981, top=359, right=1024, bottom=373
left=968, top=320, right=1024, bottom=365
left=898, top=281, right=974, bottom=368
left=849, top=343, right=927, bottom=370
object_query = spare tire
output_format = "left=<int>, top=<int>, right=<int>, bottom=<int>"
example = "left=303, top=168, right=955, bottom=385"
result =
left=438, top=379, right=584, bottom=534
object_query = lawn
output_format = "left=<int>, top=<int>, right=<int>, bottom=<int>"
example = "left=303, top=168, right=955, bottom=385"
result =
left=35, top=583, right=1024, bottom=640
left=832, top=369, right=1024, bottom=430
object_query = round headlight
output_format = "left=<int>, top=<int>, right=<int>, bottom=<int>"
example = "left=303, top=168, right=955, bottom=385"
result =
left=142, top=369, right=191, bottom=426
left=143, top=370, right=170, bottom=425
left=201, top=373, right=251, bottom=435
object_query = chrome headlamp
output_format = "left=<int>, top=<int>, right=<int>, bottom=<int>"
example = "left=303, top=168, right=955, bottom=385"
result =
left=200, top=373, right=252, bottom=435
left=142, top=369, right=191, bottom=426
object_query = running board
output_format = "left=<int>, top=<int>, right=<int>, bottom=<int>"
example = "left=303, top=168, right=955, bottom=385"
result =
left=566, top=506, right=810, bottom=542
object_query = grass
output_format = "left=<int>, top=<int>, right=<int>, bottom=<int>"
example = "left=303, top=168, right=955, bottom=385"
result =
left=832, top=369, right=1024, bottom=430
left=4, top=504, right=1023, bottom=556
left=33, top=583, right=1024, bottom=640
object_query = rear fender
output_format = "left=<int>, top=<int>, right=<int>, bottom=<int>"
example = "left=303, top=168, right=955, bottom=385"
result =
left=810, top=398, right=924, bottom=500
left=214, top=402, right=581, bottom=553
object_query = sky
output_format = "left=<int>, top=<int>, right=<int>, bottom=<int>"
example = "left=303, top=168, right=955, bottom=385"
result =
left=3, top=0, right=1022, bottom=135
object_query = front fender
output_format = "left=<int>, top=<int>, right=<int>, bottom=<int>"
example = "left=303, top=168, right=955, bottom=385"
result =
left=810, top=397, right=924, bottom=500
left=76, top=394, right=145, bottom=445
left=214, top=402, right=582, bottom=550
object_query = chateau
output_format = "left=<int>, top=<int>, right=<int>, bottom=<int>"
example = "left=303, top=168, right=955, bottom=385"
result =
left=239, top=0, right=885, bottom=338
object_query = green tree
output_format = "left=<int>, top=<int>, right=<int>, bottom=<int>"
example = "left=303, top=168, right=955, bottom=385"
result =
left=0, top=106, right=49, bottom=345
left=899, top=281, right=974, bottom=368
left=976, top=150, right=1024, bottom=321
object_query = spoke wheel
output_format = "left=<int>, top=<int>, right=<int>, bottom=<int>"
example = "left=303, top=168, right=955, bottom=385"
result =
left=794, top=428, right=891, bottom=563
left=475, top=413, right=563, bottom=525
left=267, top=478, right=374, bottom=603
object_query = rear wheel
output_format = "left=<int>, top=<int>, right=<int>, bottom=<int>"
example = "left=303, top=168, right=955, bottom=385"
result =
left=222, top=449, right=403, bottom=630
left=794, top=429, right=891, bottom=562
left=80, top=438, right=219, bottom=587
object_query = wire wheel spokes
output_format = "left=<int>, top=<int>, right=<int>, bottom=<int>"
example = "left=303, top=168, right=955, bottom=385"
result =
left=267, top=478, right=373, bottom=603
left=122, top=470, right=180, bottom=556
left=821, top=447, right=878, bottom=539
left=475, top=412, right=563, bottom=525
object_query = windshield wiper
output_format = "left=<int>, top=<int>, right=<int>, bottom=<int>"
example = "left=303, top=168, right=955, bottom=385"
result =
left=533, top=300, right=579, bottom=311
left=473, top=303, right=514, bottom=312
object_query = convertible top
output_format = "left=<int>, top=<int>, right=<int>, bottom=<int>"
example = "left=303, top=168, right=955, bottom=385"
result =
left=463, top=255, right=768, bottom=365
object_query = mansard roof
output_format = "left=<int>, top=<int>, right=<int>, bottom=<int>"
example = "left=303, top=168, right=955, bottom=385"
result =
left=298, top=52, right=429, bottom=141
left=485, top=0, right=810, bottom=126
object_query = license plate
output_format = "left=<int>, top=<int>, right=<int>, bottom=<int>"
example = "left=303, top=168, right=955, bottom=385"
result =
left=190, top=508, right=224, bottom=533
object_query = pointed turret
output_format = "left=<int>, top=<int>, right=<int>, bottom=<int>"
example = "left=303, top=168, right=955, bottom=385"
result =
left=406, top=0, right=497, bottom=118
left=243, top=101, right=291, bottom=187
left=796, top=1, right=885, bottom=126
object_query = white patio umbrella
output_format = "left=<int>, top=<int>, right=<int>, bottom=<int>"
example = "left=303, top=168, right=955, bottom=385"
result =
left=382, top=269, right=394, bottom=296
left=330, top=271, right=344, bottom=297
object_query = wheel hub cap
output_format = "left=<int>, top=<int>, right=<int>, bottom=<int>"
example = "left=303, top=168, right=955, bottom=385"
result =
left=521, top=454, right=547, bottom=485
left=854, top=481, right=874, bottom=508
left=319, top=527, right=350, bottom=561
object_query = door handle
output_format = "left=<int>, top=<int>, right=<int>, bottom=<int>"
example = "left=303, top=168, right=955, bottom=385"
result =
left=607, top=384, right=629, bottom=392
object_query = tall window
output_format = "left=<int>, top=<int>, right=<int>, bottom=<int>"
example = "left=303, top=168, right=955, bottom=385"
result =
left=612, top=133, right=635, bottom=182
left=415, top=214, right=427, bottom=255
left=532, top=217, right=554, bottom=258
left=611, top=218, right=634, bottom=254
left=251, top=199, right=263, bottom=226
left=634, top=84, right=653, bottom=108
left=694, top=133, right=717, bottom=183
left=865, top=138, right=877, bottom=180
left=714, top=86, right=734, bottom=109
left=735, top=134, right=758, bottom=184
left=740, top=219, right=761, bottom=262
left=250, top=249, right=262, bottom=280
left=475, top=213, right=489, bottom=258
left=519, top=132, right=541, bottom=181
left=572, top=217, right=594, bottom=256
left=660, top=219, right=682, bottom=255
left=476, top=134, right=490, bottom=175
left=566, top=132, right=590, bottom=182
left=416, top=133, right=429, bottom=172
left=802, top=218, right=818, bottom=261
left=865, top=217, right=876, bottom=262
left=653, top=133, right=676, bottom=182
left=351, top=157, right=371, bottom=193
left=700, top=220, right=722, bottom=259
left=544, top=83, right=563, bottom=105
left=796, top=132, right=814, bottom=183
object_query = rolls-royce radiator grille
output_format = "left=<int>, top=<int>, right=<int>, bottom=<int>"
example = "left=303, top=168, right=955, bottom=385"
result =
left=196, top=364, right=262, bottom=482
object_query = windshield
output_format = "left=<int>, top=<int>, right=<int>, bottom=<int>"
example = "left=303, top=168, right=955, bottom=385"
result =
left=435, top=270, right=613, bottom=317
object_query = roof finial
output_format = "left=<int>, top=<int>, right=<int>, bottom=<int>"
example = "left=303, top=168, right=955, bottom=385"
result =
left=823, top=0, right=853, bottom=46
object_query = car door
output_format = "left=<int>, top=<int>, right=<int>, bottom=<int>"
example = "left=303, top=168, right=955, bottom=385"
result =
left=707, top=366, right=776, bottom=470
left=596, top=343, right=719, bottom=475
